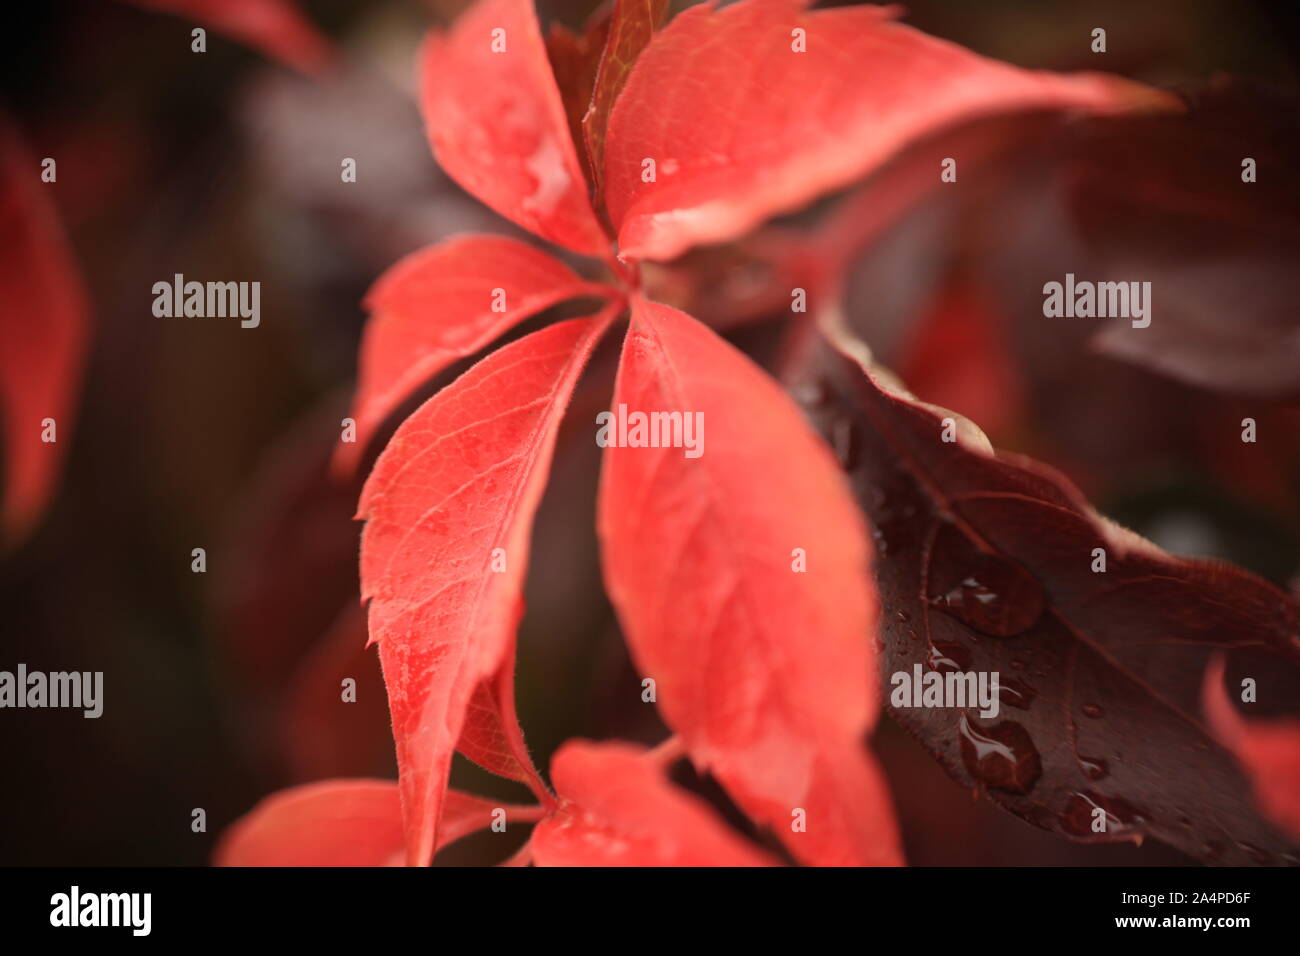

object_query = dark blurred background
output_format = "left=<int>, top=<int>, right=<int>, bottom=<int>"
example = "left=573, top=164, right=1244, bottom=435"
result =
left=1, top=0, right=1297, bottom=865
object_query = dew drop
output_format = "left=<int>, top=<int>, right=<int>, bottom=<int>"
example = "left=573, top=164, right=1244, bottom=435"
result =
left=1237, top=842, right=1270, bottom=864
left=927, top=525, right=1046, bottom=637
left=1059, top=791, right=1145, bottom=837
left=1079, top=755, right=1109, bottom=780
left=1081, top=702, right=1104, bottom=719
left=958, top=715, right=1041, bottom=794
left=927, top=640, right=972, bottom=673
left=895, top=610, right=910, bottom=624
left=998, top=677, right=1037, bottom=710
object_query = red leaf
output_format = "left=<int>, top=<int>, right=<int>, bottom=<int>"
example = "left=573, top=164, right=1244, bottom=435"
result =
left=0, top=119, right=89, bottom=545
left=420, top=0, right=611, bottom=257
left=581, top=0, right=669, bottom=196
left=359, top=310, right=615, bottom=866
left=123, top=0, right=333, bottom=75
left=1204, top=658, right=1300, bottom=840
left=533, top=740, right=777, bottom=866
left=794, top=330, right=1300, bottom=864
left=597, top=297, right=901, bottom=866
left=897, top=280, right=1024, bottom=440
left=215, top=780, right=508, bottom=866
left=604, top=0, right=1174, bottom=261
left=339, top=235, right=609, bottom=471
left=457, top=663, right=537, bottom=785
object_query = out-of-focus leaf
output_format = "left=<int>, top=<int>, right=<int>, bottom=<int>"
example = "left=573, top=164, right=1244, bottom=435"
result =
left=604, top=0, right=1174, bottom=261
left=338, top=234, right=613, bottom=472
left=0, top=118, right=89, bottom=545
left=420, top=0, right=611, bottom=257
left=215, top=780, right=507, bottom=866
left=123, top=0, right=333, bottom=75
left=533, top=740, right=777, bottom=866
left=793, top=329, right=1300, bottom=865
left=359, top=312, right=614, bottom=866
left=1204, top=657, right=1300, bottom=841
left=597, top=296, right=901, bottom=866
left=897, top=280, right=1024, bottom=440
left=1070, top=89, right=1300, bottom=398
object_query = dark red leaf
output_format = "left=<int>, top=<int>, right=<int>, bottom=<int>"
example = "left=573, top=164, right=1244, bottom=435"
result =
left=359, top=310, right=615, bottom=866
left=1204, top=657, right=1300, bottom=840
left=581, top=0, right=669, bottom=196
left=604, top=0, right=1174, bottom=261
left=597, top=296, right=901, bottom=865
left=0, top=118, right=89, bottom=545
left=794, top=330, right=1300, bottom=864
left=338, top=235, right=611, bottom=471
left=544, top=11, right=612, bottom=187
left=123, top=0, right=333, bottom=75
left=215, top=780, right=510, bottom=866
left=1067, top=89, right=1300, bottom=398
left=533, top=740, right=777, bottom=866
left=420, top=0, right=611, bottom=257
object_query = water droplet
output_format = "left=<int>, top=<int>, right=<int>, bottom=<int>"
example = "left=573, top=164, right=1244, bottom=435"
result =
left=1059, top=791, right=1145, bottom=837
left=927, top=641, right=972, bottom=673
left=928, top=525, right=1046, bottom=637
left=1237, top=842, right=1270, bottom=864
left=1079, top=755, right=1109, bottom=780
left=958, top=715, right=1041, bottom=794
left=895, top=610, right=910, bottom=624
left=998, top=677, right=1037, bottom=710
left=1081, top=702, right=1104, bottom=719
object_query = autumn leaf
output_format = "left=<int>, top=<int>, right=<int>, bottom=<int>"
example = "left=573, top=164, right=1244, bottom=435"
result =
left=793, top=328, right=1300, bottom=865
left=532, top=740, right=777, bottom=866
left=1066, top=88, right=1300, bottom=398
left=0, top=117, right=89, bottom=546
left=604, top=0, right=1174, bottom=262
left=420, top=0, right=611, bottom=257
left=216, top=780, right=521, bottom=866
left=581, top=0, right=669, bottom=196
left=338, top=234, right=614, bottom=471
left=1204, top=657, right=1300, bottom=841
left=597, top=296, right=901, bottom=866
left=358, top=311, right=616, bottom=866
left=122, top=0, right=333, bottom=75
left=544, top=10, right=612, bottom=188
left=216, top=780, right=406, bottom=866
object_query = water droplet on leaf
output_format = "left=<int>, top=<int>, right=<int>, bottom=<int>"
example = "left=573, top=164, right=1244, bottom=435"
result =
left=928, top=524, right=1046, bottom=636
left=958, top=715, right=1041, bottom=794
